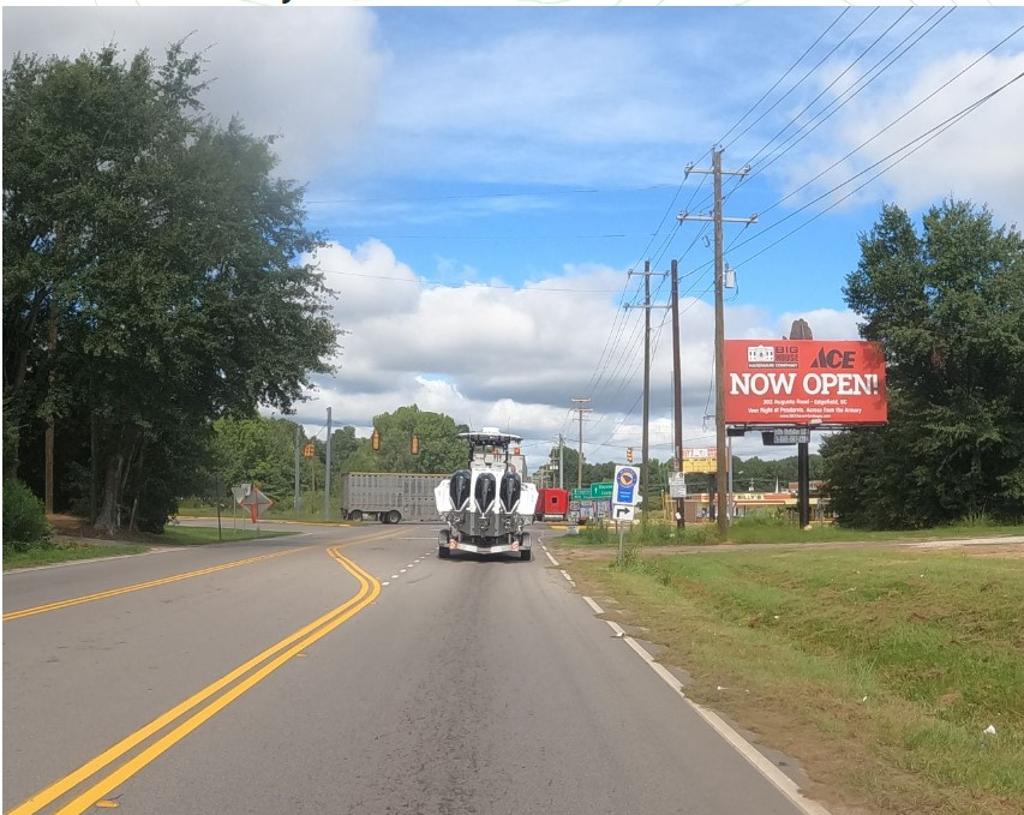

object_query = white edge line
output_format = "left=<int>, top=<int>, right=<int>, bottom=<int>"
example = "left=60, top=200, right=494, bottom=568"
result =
left=582, top=595, right=604, bottom=614
left=613, top=631, right=833, bottom=815
left=559, top=569, right=575, bottom=585
left=545, top=550, right=560, bottom=566
left=382, top=581, right=390, bottom=587
left=390, top=574, right=399, bottom=579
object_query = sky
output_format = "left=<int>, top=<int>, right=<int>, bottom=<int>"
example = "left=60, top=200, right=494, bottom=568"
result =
left=5, top=5, right=1024, bottom=471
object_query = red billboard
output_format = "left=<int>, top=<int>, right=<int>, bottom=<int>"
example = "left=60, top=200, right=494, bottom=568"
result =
left=725, top=340, right=887, bottom=426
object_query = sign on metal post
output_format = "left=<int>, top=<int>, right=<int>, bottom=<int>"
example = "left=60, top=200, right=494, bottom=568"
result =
left=725, top=339, right=888, bottom=426
left=613, top=466, right=640, bottom=505
left=763, top=428, right=810, bottom=445
left=668, top=472, right=687, bottom=498
left=590, top=482, right=613, bottom=500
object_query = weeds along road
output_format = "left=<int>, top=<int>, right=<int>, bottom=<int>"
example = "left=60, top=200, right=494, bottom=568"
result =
left=4, top=521, right=816, bottom=815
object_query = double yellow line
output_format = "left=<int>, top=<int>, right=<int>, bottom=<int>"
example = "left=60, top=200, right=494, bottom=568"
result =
left=4, top=548, right=308, bottom=622
left=9, top=545, right=382, bottom=815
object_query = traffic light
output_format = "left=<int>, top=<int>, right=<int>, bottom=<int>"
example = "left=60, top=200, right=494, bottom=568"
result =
left=410, top=433, right=420, bottom=455
left=371, top=428, right=381, bottom=452
left=626, top=447, right=634, bottom=463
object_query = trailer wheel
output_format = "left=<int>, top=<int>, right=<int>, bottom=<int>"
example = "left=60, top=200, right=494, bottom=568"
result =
left=348, top=510, right=363, bottom=522
left=520, top=548, right=532, bottom=561
left=386, top=510, right=402, bottom=525
left=438, top=545, right=451, bottom=558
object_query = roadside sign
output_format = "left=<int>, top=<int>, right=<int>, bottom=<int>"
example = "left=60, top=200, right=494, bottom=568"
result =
left=239, top=486, right=273, bottom=523
left=612, top=503, right=635, bottom=522
left=668, top=473, right=687, bottom=498
left=613, top=465, right=640, bottom=505
left=303, top=443, right=315, bottom=459
left=570, top=488, right=588, bottom=501
left=682, top=447, right=717, bottom=474
left=590, top=482, right=613, bottom=500
left=763, top=428, right=810, bottom=445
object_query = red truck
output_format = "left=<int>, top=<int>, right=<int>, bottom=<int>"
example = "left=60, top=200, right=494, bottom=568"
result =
left=535, top=487, right=569, bottom=521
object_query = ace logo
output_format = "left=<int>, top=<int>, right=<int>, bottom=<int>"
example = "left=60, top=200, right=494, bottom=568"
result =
left=810, top=348, right=856, bottom=369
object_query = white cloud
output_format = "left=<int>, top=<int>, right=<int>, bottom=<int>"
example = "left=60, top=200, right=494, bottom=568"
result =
left=790, top=50, right=1024, bottom=219
left=2, top=7, right=387, bottom=182
left=282, top=239, right=861, bottom=469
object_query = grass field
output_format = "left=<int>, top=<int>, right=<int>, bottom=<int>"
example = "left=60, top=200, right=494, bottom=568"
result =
left=571, top=515, right=1023, bottom=547
left=157, top=526, right=294, bottom=545
left=569, top=545, right=1024, bottom=815
left=3, top=538, right=148, bottom=569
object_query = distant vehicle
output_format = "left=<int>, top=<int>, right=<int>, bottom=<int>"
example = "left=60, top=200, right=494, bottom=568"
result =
left=535, top=487, right=569, bottom=521
left=339, top=472, right=446, bottom=524
left=434, top=428, right=538, bottom=560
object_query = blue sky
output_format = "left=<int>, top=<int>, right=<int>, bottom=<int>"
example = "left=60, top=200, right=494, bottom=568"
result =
left=6, top=5, right=1024, bottom=463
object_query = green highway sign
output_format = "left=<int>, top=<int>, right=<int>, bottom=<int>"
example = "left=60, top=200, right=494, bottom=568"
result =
left=570, top=488, right=589, bottom=501
left=590, top=482, right=613, bottom=499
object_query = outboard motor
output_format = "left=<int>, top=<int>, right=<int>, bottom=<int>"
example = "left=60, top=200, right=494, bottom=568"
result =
left=449, top=469, right=471, bottom=510
left=500, top=471, right=521, bottom=513
left=474, top=472, right=496, bottom=513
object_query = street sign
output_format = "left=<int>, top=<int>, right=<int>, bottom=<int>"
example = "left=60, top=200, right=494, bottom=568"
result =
left=763, top=428, right=810, bottom=445
left=612, top=503, right=636, bottom=522
left=239, top=486, right=273, bottom=523
left=668, top=472, right=687, bottom=498
left=613, top=465, right=640, bottom=505
left=570, top=488, right=589, bottom=501
left=590, top=482, right=613, bottom=500
left=303, top=443, right=315, bottom=459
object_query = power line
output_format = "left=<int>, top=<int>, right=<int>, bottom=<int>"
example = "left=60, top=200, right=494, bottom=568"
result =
left=723, top=8, right=879, bottom=153
left=730, top=68, right=1024, bottom=270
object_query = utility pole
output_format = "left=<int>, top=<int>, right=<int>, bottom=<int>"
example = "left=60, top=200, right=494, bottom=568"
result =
left=678, top=147, right=757, bottom=538
left=324, top=407, right=332, bottom=521
left=45, top=306, right=57, bottom=514
left=625, top=261, right=669, bottom=524
left=670, top=258, right=685, bottom=529
left=294, top=423, right=302, bottom=512
left=571, top=398, right=592, bottom=489
left=558, top=434, right=565, bottom=490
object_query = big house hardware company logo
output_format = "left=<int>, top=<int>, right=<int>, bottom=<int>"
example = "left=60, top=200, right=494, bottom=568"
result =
left=725, top=340, right=888, bottom=426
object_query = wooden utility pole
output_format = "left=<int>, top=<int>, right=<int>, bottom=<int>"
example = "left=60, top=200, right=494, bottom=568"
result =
left=670, top=259, right=685, bottom=529
left=678, top=147, right=757, bottom=538
left=571, top=398, right=592, bottom=489
left=626, top=262, right=669, bottom=525
left=324, top=407, right=332, bottom=521
left=294, top=423, right=302, bottom=512
left=44, top=306, right=57, bottom=514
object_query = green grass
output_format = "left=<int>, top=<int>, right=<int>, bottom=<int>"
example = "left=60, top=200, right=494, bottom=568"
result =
left=3, top=538, right=148, bottom=569
left=571, top=546, right=1024, bottom=815
left=156, top=526, right=294, bottom=545
left=567, top=515, right=1023, bottom=547
left=176, top=503, right=351, bottom=525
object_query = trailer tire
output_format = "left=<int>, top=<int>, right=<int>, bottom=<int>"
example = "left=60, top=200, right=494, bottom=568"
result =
left=348, top=510, right=363, bottom=522
left=386, top=510, right=401, bottom=525
left=520, top=548, right=532, bottom=561
left=438, top=545, right=451, bottom=558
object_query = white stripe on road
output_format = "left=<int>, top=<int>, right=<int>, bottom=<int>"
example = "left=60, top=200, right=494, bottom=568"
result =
left=559, top=569, right=575, bottom=586
left=390, top=574, right=399, bottom=579
left=382, top=581, right=390, bottom=587
left=582, top=596, right=604, bottom=614
left=545, top=550, right=560, bottom=566
left=582, top=605, right=833, bottom=815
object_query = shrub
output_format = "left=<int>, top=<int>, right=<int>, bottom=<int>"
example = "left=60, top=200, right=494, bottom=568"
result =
left=3, top=479, right=53, bottom=552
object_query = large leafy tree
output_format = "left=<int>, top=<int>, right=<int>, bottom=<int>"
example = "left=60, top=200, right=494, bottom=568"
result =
left=3, top=44, right=336, bottom=531
left=344, top=405, right=468, bottom=475
left=822, top=201, right=1024, bottom=527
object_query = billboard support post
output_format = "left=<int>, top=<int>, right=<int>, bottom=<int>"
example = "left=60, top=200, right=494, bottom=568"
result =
left=798, top=441, right=810, bottom=528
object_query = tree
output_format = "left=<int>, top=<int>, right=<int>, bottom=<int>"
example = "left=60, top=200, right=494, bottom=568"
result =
left=3, top=44, right=337, bottom=532
left=343, top=405, right=468, bottom=475
left=822, top=201, right=1024, bottom=528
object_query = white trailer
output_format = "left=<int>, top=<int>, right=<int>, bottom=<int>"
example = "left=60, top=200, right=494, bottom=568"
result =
left=339, top=472, right=447, bottom=524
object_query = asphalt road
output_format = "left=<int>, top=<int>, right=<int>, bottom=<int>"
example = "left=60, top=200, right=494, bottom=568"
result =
left=3, top=522, right=815, bottom=815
